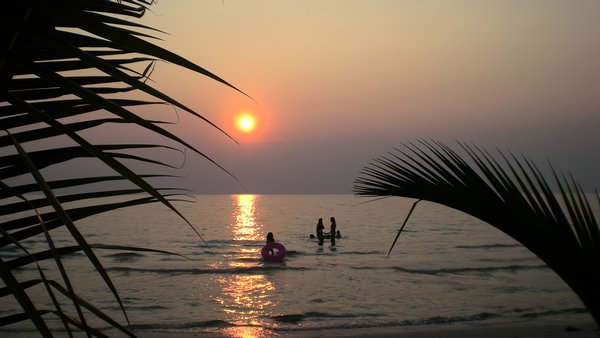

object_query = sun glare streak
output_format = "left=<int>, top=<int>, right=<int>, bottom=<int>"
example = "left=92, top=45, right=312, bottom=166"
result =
left=232, top=194, right=261, bottom=241
left=209, top=194, right=279, bottom=337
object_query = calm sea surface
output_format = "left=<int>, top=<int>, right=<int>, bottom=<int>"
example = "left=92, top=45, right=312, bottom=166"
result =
left=2, top=194, right=596, bottom=336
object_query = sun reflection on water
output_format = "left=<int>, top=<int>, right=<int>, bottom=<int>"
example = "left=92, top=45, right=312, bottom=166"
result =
left=231, top=194, right=262, bottom=241
left=211, top=194, right=279, bottom=337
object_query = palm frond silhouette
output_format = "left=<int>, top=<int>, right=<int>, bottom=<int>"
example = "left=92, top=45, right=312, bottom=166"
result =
left=354, top=140, right=600, bottom=326
left=1, top=0, right=244, bottom=334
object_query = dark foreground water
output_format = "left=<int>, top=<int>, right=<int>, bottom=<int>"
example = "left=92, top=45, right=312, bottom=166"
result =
left=2, top=195, right=595, bottom=336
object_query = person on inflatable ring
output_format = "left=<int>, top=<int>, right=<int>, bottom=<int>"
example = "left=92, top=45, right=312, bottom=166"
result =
left=266, top=232, right=275, bottom=254
left=262, top=232, right=287, bottom=261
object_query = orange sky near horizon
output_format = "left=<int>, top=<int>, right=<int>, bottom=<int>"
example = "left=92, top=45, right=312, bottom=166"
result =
left=137, top=0, right=599, bottom=193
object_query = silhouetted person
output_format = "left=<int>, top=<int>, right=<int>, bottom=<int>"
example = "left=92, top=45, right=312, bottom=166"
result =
left=266, top=232, right=275, bottom=255
left=330, top=217, right=337, bottom=245
left=336, top=230, right=342, bottom=238
left=316, top=218, right=324, bottom=246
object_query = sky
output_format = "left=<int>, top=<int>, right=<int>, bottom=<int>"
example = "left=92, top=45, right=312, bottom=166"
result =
left=133, top=0, right=599, bottom=194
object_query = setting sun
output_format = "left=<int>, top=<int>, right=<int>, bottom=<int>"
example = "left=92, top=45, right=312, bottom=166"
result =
left=237, top=114, right=255, bottom=133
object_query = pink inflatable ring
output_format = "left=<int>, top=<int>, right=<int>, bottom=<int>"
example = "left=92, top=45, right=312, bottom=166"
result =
left=261, top=242, right=286, bottom=262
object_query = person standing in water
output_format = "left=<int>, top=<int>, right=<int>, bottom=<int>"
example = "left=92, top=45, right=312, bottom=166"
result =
left=330, top=217, right=337, bottom=246
left=316, top=218, right=324, bottom=246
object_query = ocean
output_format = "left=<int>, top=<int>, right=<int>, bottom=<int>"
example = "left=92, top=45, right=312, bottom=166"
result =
left=2, top=194, right=595, bottom=336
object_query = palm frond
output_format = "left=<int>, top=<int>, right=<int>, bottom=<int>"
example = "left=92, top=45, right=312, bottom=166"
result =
left=354, top=140, right=600, bottom=326
left=2, top=0, right=246, bottom=334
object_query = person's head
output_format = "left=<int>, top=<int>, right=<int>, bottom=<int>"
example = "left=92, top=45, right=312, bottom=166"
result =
left=267, top=232, right=274, bottom=241
left=330, top=217, right=336, bottom=223
left=318, top=218, right=323, bottom=223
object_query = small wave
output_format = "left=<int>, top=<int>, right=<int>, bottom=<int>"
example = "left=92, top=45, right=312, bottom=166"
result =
left=351, top=264, right=548, bottom=275
left=205, top=239, right=261, bottom=247
left=492, top=286, right=528, bottom=293
left=518, top=308, right=588, bottom=319
left=305, top=311, right=382, bottom=319
left=103, top=304, right=169, bottom=312
left=269, top=314, right=306, bottom=324
left=132, top=319, right=234, bottom=330
left=456, top=243, right=522, bottom=249
left=104, top=252, right=144, bottom=262
left=390, top=264, right=548, bottom=275
left=474, top=257, right=536, bottom=264
left=269, top=311, right=383, bottom=324
left=417, top=312, right=501, bottom=325
left=342, top=250, right=385, bottom=255
left=122, top=309, right=586, bottom=334
left=216, top=249, right=384, bottom=259
left=235, top=257, right=261, bottom=262
left=270, top=312, right=502, bottom=332
left=130, top=312, right=504, bottom=334
left=308, top=250, right=384, bottom=256
left=106, top=265, right=310, bottom=275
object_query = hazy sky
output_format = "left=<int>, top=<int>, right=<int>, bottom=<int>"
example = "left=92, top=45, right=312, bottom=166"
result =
left=135, top=1, right=599, bottom=194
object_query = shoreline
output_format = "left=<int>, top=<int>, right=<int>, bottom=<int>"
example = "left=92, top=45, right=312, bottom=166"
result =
left=142, top=321, right=598, bottom=338
left=315, top=322, right=598, bottom=338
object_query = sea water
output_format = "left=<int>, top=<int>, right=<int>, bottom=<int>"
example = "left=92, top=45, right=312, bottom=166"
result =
left=1, top=194, right=596, bottom=336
